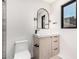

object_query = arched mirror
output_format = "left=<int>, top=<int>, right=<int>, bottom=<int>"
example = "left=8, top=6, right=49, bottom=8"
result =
left=37, top=8, right=49, bottom=29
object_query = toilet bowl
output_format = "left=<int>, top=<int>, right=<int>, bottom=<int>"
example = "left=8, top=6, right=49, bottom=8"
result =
left=14, top=40, right=31, bottom=59
left=14, top=51, right=31, bottom=59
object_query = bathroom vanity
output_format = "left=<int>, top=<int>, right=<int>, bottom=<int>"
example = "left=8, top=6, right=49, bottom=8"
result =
left=33, top=8, right=60, bottom=59
left=33, top=35, right=59, bottom=59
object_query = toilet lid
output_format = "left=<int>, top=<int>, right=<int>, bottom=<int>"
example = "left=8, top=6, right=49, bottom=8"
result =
left=14, top=51, right=31, bottom=59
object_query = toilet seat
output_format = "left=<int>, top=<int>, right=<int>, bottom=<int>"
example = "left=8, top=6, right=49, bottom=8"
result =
left=14, top=51, right=31, bottom=59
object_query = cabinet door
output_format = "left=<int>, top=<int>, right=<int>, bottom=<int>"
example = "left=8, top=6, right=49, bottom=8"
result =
left=33, top=37, right=39, bottom=59
left=33, top=46, right=39, bottom=59
left=39, top=37, right=51, bottom=59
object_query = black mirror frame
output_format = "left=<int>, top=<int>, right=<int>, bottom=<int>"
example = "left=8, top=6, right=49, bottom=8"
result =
left=37, top=8, right=49, bottom=29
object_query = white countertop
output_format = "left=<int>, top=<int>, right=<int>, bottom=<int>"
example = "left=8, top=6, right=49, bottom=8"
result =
left=33, top=34, right=59, bottom=38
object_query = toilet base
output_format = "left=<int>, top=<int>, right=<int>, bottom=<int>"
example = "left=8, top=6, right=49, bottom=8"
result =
left=14, top=51, right=31, bottom=59
left=50, top=56, right=62, bottom=59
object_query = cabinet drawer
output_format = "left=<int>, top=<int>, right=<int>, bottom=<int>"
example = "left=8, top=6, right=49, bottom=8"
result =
left=52, top=40, right=59, bottom=48
left=52, top=36, right=59, bottom=47
left=52, top=41, right=59, bottom=46
left=53, top=36, right=59, bottom=38
left=52, top=36, right=59, bottom=42
left=52, top=38, right=59, bottom=43
left=51, top=47, right=59, bottom=56
left=52, top=44, right=59, bottom=49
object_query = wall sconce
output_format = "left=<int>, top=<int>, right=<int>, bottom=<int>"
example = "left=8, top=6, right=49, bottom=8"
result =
left=2, top=0, right=5, bottom=2
left=53, top=22, right=57, bottom=24
left=48, top=20, right=51, bottom=23
left=34, top=18, right=37, bottom=21
left=52, top=20, right=57, bottom=24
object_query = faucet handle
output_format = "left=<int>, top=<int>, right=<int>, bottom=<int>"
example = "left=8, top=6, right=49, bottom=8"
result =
left=37, top=29, right=40, bottom=31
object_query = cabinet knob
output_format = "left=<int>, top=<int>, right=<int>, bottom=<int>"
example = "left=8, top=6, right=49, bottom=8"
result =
left=50, top=36, right=52, bottom=38
left=54, top=48, right=58, bottom=50
left=54, top=40, right=58, bottom=42
left=54, top=36, right=58, bottom=38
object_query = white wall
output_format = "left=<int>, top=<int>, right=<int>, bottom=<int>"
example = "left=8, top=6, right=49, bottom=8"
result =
left=7, top=0, right=50, bottom=59
left=50, top=0, right=77, bottom=59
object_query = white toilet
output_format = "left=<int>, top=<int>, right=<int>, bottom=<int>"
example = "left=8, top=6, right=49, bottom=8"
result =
left=14, top=40, right=31, bottom=59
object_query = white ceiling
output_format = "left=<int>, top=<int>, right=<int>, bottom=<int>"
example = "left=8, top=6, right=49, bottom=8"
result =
left=42, top=0, right=56, bottom=3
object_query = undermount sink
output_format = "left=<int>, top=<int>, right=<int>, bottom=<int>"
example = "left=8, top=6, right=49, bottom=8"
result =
left=33, top=29, right=59, bottom=38
left=33, top=34, right=59, bottom=38
left=33, top=34, right=52, bottom=38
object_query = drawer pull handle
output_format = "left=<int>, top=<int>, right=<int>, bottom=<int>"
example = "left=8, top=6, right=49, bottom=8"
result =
left=54, top=40, right=57, bottom=42
left=54, top=48, right=58, bottom=50
left=54, top=36, right=58, bottom=38
left=34, top=44, right=39, bottom=47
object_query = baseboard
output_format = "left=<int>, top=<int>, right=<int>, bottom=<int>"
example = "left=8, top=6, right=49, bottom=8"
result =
left=31, top=57, right=34, bottom=59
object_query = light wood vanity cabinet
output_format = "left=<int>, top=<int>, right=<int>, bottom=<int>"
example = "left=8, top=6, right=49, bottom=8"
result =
left=33, top=35, right=59, bottom=59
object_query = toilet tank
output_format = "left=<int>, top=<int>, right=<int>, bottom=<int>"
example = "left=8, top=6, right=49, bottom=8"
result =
left=14, top=40, right=29, bottom=53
